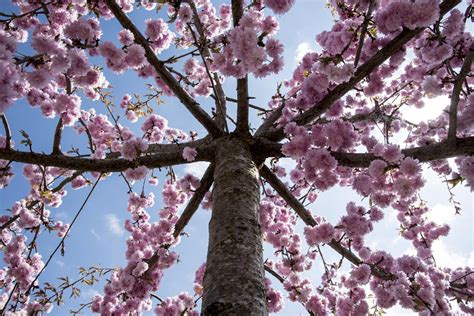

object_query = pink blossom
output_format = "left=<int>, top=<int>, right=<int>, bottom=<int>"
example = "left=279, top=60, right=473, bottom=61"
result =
left=382, top=144, right=403, bottom=162
left=182, top=147, right=197, bottom=162
left=124, top=166, right=149, bottom=181
left=124, top=44, right=146, bottom=69
left=132, top=261, right=149, bottom=277
left=304, top=222, right=335, bottom=245
left=350, top=264, right=371, bottom=284
left=368, top=159, right=387, bottom=178
left=121, top=138, right=149, bottom=160
left=118, top=29, right=134, bottom=45
left=264, top=0, right=295, bottom=14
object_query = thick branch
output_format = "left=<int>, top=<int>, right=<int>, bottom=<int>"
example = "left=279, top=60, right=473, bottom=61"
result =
left=173, top=163, right=214, bottom=238
left=254, top=105, right=283, bottom=137
left=236, top=77, right=250, bottom=135
left=104, top=0, right=223, bottom=137
left=447, top=43, right=474, bottom=140
left=257, top=137, right=474, bottom=167
left=146, top=163, right=215, bottom=270
left=230, top=0, right=250, bottom=135
left=259, top=0, right=461, bottom=141
left=0, top=143, right=215, bottom=172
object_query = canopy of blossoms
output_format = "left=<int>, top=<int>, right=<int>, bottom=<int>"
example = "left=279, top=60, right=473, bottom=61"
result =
left=0, top=0, right=473, bottom=315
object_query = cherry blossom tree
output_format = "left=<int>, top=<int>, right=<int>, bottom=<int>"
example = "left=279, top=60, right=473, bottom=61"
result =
left=0, top=0, right=473, bottom=315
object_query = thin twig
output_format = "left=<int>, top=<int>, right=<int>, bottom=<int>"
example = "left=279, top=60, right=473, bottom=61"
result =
left=354, top=0, right=376, bottom=68
left=104, top=0, right=223, bottom=137
left=24, top=174, right=102, bottom=296
left=0, top=114, right=12, bottom=150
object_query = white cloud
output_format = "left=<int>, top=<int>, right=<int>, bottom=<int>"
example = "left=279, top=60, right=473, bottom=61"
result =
left=184, top=161, right=210, bottom=178
left=295, top=42, right=313, bottom=62
left=426, top=203, right=457, bottom=225
left=104, top=213, right=124, bottom=236
left=432, top=239, right=474, bottom=269
left=56, top=260, right=65, bottom=268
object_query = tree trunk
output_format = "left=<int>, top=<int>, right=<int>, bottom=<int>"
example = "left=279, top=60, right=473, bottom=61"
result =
left=202, top=136, right=267, bottom=315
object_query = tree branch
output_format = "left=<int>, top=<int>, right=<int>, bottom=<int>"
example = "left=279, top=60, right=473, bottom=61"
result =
left=254, top=105, right=283, bottom=137
left=188, top=1, right=228, bottom=132
left=257, top=137, right=474, bottom=167
left=353, top=0, right=376, bottom=68
left=173, top=163, right=214, bottom=239
left=0, top=171, right=83, bottom=232
left=260, top=164, right=474, bottom=299
left=104, top=0, right=223, bottom=137
left=447, top=43, right=474, bottom=140
left=24, top=175, right=102, bottom=296
left=78, top=118, right=95, bottom=153
left=226, top=97, right=268, bottom=113
left=146, top=163, right=215, bottom=270
left=258, top=0, right=461, bottom=141
left=0, top=114, right=12, bottom=150
left=236, top=77, right=250, bottom=135
left=0, top=143, right=215, bottom=172
left=52, top=118, right=63, bottom=155
left=263, top=264, right=285, bottom=283
left=230, top=0, right=250, bottom=135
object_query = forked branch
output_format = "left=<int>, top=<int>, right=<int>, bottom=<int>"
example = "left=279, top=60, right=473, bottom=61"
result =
left=104, top=0, right=223, bottom=137
left=258, top=0, right=461, bottom=141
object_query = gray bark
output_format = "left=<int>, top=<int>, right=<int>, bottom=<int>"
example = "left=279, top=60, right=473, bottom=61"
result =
left=202, top=136, right=267, bottom=315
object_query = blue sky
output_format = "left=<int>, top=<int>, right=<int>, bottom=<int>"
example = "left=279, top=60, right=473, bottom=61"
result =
left=0, top=1, right=472, bottom=315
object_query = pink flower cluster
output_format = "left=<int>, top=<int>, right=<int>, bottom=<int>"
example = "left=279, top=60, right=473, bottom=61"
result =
left=92, top=170, right=209, bottom=315
left=145, top=19, right=174, bottom=54
left=212, top=9, right=283, bottom=78
left=0, top=135, right=13, bottom=188
left=154, top=292, right=197, bottom=315
left=182, top=147, right=198, bottom=162
left=263, top=0, right=295, bottom=15
left=0, top=31, right=24, bottom=113
left=265, top=278, right=284, bottom=312
left=375, top=0, right=440, bottom=34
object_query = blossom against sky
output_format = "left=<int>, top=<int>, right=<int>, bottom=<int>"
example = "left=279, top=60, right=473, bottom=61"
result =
left=0, top=0, right=472, bottom=315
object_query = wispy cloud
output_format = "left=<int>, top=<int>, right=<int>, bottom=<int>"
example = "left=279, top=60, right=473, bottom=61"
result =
left=90, top=228, right=102, bottom=240
left=295, top=42, right=313, bottom=62
left=104, top=213, right=124, bottom=236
